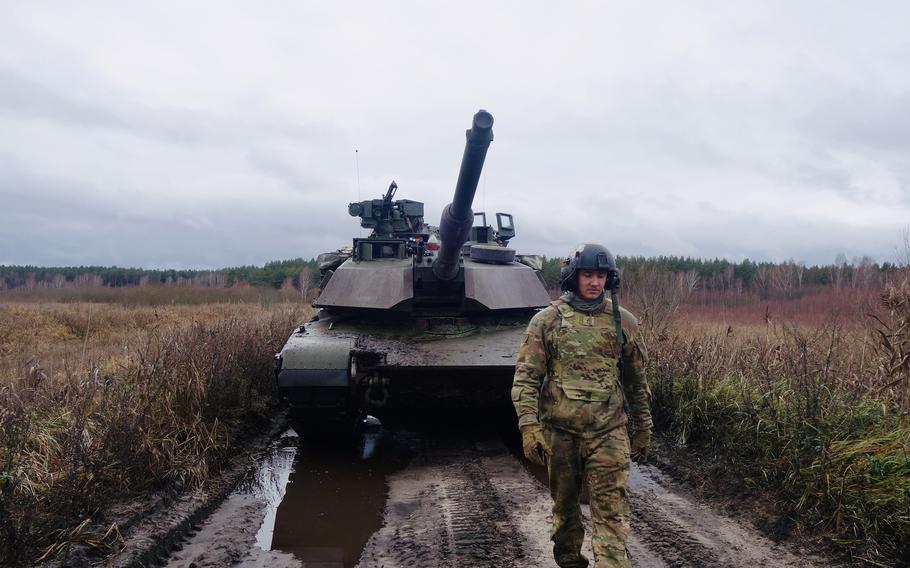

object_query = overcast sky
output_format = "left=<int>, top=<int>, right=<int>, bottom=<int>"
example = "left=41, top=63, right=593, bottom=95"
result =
left=1, top=1, right=908, bottom=269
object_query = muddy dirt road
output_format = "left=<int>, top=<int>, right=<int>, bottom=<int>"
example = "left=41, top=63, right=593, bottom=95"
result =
left=163, top=422, right=826, bottom=568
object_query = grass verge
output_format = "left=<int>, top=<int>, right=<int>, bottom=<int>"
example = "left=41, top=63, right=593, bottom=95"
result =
left=0, top=302, right=308, bottom=565
left=646, top=285, right=910, bottom=564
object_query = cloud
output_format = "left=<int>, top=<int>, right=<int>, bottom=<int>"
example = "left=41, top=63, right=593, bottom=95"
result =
left=1, top=1, right=909, bottom=268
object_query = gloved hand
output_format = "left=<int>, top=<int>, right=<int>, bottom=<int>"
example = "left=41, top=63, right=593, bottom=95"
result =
left=630, top=429, right=651, bottom=464
left=520, top=423, right=549, bottom=467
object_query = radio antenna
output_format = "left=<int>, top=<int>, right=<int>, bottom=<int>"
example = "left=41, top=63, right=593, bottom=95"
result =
left=354, top=149, right=361, bottom=201
left=354, top=149, right=363, bottom=236
left=482, top=170, right=487, bottom=215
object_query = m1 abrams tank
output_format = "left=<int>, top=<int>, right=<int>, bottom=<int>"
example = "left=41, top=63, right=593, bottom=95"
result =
left=276, top=110, right=551, bottom=430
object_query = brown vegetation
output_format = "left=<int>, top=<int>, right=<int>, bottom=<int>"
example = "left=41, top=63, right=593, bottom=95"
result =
left=636, top=281, right=910, bottom=564
left=0, top=291, right=310, bottom=565
left=2, top=269, right=908, bottom=564
left=0, top=282, right=305, bottom=306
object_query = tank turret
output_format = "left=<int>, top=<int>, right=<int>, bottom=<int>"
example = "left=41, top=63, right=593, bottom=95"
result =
left=276, top=110, right=552, bottom=432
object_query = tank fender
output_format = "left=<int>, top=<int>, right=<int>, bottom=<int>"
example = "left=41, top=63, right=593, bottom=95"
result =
left=277, top=334, right=355, bottom=388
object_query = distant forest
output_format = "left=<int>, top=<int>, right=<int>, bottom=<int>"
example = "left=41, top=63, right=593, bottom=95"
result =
left=0, top=258, right=320, bottom=291
left=0, top=254, right=900, bottom=300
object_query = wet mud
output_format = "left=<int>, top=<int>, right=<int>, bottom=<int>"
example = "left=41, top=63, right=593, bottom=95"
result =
left=359, top=434, right=536, bottom=567
left=269, top=424, right=411, bottom=567
left=164, top=419, right=832, bottom=568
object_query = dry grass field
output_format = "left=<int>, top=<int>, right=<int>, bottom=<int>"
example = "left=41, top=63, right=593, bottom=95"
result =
left=636, top=285, right=910, bottom=564
left=0, top=282, right=908, bottom=565
left=0, top=287, right=311, bottom=565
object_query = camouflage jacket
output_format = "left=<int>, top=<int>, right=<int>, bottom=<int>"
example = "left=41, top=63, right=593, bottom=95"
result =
left=511, top=297, right=652, bottom=438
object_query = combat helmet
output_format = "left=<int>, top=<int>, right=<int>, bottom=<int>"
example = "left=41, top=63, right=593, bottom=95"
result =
left=559, top=243, right=620, bottom=292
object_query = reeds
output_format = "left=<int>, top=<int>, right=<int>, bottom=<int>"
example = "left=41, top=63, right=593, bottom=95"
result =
left=646, top=284, right=910, bottom=562
left=0, top=282, right=304, bottom=306
left=0, top=301, right=308, bottom=565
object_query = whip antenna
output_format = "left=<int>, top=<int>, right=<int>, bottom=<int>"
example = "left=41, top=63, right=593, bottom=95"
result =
left=354, top=149, right=361, bottom=201
left=354, top=148, right=363, bottom=235
left=482, top=170, right=486, bottom=214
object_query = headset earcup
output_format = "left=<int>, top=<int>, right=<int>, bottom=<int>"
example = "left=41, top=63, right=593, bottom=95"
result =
left=559, top=266, right=575, bottom=291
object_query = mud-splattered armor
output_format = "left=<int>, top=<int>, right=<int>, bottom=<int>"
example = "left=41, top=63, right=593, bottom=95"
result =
left=512, top=297, right=652, bottom=568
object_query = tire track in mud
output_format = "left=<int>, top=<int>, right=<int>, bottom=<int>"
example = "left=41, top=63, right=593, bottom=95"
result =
left=158, top=427, right=833, bottom=568
left=626, top=465, right=825, bottom=568
left=439, top=456, right=526, bottom=565
left=362, top=434, right=826, bottom=568
left=359, top=439, right=529, bottom=568
left=629, top=493, right=726, bottom=568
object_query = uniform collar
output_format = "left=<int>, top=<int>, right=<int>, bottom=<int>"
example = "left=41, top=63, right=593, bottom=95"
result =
left=560, top=291, right=606, bottom=314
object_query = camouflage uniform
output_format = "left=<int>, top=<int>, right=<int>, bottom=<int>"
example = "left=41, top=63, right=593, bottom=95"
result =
left=512, top=297, right=652, bottom=568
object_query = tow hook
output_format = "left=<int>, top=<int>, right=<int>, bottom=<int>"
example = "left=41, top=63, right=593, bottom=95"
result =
left=273, top=354, right=283, bottom=378
left=364, top=375, right=390, bottom=409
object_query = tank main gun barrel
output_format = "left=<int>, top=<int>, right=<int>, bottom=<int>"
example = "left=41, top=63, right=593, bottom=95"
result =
left=432, top=110, right=495, bottom=281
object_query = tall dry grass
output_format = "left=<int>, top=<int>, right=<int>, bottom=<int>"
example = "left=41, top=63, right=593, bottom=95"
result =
left=643, top=284, right=910, bottom=563
left=0, top=298, right=310, bottom=565
left=0, top=283, right=303, bottom=306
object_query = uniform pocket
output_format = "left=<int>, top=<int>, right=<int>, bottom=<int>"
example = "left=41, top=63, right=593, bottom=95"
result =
left=558, top=377, right=613, bottom=402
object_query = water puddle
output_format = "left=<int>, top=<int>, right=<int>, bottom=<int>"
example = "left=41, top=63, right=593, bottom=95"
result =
left=240, top=417, right=408, bottom=568
left=251, top=428, right=300, bottom=549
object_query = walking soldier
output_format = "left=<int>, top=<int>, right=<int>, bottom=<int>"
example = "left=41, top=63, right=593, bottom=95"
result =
left=512, top=243, right=653, bottom=568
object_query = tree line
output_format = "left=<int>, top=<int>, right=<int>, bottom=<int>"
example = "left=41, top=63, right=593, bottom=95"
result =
left=540, top=254, right=897, bottom=297
left=0, top=254, right=898, bottom=296
left=0, top=259, right=319, bottom=291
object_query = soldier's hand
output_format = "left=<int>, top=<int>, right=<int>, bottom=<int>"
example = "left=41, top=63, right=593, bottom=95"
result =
left=520, top=423, right=549, bottom=467
left=630, top=429, right=651, bottom=464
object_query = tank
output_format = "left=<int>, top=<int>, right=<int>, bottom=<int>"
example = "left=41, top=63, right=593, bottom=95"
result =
left=275, top=110, right=551, bottom=430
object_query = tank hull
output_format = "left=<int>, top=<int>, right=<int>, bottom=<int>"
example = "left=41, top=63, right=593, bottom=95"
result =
left=276, top=311, right=530, bottom=427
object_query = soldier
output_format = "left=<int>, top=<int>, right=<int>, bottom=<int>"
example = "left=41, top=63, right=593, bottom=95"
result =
left=511, top=243, right=652, bottom=568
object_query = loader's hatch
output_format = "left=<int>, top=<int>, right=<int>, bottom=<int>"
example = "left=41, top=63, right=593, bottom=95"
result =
left=353, top=238, right=409, bottom=260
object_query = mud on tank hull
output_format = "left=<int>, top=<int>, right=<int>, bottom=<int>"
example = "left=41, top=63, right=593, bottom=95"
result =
left=276, top=311, right=528, bottom=429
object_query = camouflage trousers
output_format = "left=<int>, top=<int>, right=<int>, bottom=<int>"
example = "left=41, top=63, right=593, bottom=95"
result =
left=545, top=426, right=631, bottom=568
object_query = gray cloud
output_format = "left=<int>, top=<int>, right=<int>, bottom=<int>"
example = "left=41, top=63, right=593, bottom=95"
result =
left=1, top=1, right=909, bottom=268
left=0, top=64, right=340, bottom=151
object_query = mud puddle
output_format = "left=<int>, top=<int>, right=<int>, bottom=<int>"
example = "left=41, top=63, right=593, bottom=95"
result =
left=268, top=419, right=410, bottom=567
left=245, top=428, right=299, bottom=551
left=167, top=418, right=411, bottom=568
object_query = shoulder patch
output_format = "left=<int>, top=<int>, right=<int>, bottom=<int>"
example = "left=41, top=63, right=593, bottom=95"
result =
left=530, top=305, right=560, bottom=327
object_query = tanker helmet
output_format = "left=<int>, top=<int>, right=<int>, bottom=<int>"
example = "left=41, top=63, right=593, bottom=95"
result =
left=559, top=243, right=620, bottom=292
